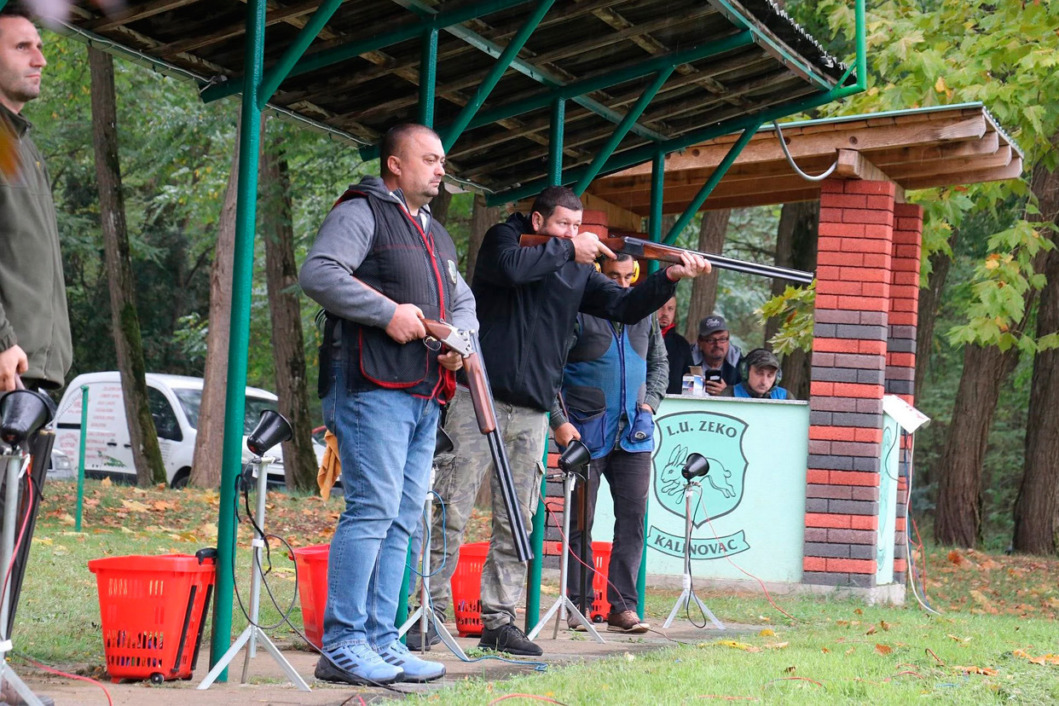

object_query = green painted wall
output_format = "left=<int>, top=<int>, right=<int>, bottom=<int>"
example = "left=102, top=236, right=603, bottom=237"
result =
left=593, top=395, right=809, bottom=583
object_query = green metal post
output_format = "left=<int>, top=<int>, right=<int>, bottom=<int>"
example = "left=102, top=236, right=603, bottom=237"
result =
left=525, top=419, right=549, bottom=632
left=210, top=0, right=266, bottom=679
left=442, top=0, right=555, bottom=151
left=256, top=0, right=343, bottom=107
left=419, top=28, right=438, bottom=127
left=646, top=150, right=665, bottom=274
left=548, top=99, right=564, bottom=184
left=573, top=67, right=674, bottom=194
left=637, top=506, right=647, bottom=617
left=664, top=123, right=760, bottom=244
left=649, top=151, right=665, bottom=243
left=75, top=385, right=88, bottom=532
left=397, top=543, right=413, bottom=644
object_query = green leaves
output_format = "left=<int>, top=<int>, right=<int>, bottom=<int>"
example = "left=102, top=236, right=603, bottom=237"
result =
left=758, top=282, right=817, bottom=355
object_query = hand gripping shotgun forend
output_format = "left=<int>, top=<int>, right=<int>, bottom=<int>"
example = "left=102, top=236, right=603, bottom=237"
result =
left=519, top=232, right=815, bottom=285
left=421, top=318, right=535, bottom=563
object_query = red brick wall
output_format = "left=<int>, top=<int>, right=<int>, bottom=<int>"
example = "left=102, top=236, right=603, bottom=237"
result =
left=804, top=179, right=896, bottom=587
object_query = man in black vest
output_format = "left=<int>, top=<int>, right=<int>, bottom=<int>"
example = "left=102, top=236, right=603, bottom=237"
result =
left=300, top=123, right=476, bottom=685
left=423, top=187, right=708, bottom=657
left=552, top=254, right=668, bottom=634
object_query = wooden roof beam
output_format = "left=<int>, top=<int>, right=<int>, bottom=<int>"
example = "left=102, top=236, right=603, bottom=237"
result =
left=611, top=114, right=988, bottom=177
left=85, top=0, right=206, bottom=33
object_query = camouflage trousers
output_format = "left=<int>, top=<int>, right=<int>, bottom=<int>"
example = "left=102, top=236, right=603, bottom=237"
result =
left=427, top=387, right=546, bottom=630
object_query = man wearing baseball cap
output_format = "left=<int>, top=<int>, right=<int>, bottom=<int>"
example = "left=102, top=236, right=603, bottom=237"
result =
left=733, top=348, right=790, bottom=400
left=691, top=314, right=742, bottom=395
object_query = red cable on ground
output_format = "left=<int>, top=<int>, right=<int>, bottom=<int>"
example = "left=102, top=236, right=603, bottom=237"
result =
left=701, top=511, right=795, bottom=622
left=488, top=694, right=569, bottom=705
left=538, top=483, right=637, bottom=616
left=15, top=654, right=113, bottom=706
left=910, top=514, right=932, bottom=602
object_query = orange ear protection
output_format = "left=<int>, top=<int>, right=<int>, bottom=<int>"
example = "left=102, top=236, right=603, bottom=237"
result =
left=595, top=258, right=641, bottom=281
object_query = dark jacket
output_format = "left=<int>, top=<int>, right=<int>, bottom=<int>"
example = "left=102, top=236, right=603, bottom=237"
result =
left=471, top=213, right=677, bottom=411
left=661, top=325, right=692, bottom=395
left=0, top=105, right=71, bottom=389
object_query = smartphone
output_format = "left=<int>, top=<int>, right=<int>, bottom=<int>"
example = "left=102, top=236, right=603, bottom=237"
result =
left=704, top=371, right=723, bottom=384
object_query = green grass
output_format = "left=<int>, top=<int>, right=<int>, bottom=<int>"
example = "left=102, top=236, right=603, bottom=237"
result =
left=19, top=478, right=1059, bottom=704
left=420, top=595, right=1059, bottom=705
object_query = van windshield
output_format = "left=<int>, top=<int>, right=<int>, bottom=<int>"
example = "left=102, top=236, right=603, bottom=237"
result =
left=173, top=389, right=278, bottom=435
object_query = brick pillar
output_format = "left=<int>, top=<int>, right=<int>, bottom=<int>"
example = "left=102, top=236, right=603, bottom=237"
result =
left=803, top=179, right=896, bottom=588
left=887, top=203, right=923, bottom=583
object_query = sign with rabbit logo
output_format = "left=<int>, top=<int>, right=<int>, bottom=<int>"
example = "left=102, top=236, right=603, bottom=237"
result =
left=648, top=410, right=750, bottom=560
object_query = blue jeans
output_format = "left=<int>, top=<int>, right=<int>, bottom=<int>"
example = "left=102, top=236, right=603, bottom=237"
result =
left=321, top=368, right=439, bottom=651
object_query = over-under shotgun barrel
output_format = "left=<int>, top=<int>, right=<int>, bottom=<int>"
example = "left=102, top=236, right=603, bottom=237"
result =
left=519, top=233, right=814, bottom=285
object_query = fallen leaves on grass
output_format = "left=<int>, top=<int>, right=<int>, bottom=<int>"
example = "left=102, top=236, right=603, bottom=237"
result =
left=1013, top=649, right=1059, bottom=666
left=951, top=665, right=997, bottom=676
left=874, top=644, right=892, bottom=655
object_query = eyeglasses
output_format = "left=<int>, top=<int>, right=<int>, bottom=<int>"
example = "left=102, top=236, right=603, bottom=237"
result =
left=700, top=336, right=729, bottom=345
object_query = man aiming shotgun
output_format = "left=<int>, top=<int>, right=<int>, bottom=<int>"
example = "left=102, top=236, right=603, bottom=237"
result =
left=418, top=186, right=709, bottom=657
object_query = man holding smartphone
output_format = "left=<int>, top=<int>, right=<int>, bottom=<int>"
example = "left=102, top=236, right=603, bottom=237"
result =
left=690, top=315, right=742, bottom=395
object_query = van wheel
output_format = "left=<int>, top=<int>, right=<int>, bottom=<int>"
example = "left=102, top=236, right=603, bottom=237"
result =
left=170, top=468, right=191, bottom=489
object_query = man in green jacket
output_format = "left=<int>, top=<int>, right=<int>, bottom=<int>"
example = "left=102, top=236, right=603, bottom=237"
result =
left=0, top=4, right=71, bottom=392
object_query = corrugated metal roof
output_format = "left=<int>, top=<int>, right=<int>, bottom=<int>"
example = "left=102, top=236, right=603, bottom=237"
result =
left=59, top=0, right=853, bottom=195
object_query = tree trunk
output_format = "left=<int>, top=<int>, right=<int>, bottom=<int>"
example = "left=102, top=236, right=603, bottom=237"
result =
left=934, top=344, right=1019, bottom=546
left=89, top=48, right=165, bottom=487
left=684, top=209, right=731, bottom=342
left=189, top=124, right=244, bottom=488
left=431, top=182, right=452, bottom=226
left=262, top=129, right=316, bottom=493
left=1013, top=162, right=1059, bottom=555
left=914, top=247, right=954, bottom=398
left=936, top=161, right=1057, bottom=547
left=766, top=201, right=818, bottom=399
left=465, top=193, right=498, bottom=285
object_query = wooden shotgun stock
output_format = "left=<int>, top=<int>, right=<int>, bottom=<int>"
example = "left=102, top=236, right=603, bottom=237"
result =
left=420, top=318, right=534, bottom=562
left=519, top=232, right=815, bottom=284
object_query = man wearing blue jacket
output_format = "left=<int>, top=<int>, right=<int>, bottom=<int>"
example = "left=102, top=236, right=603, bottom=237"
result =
left=552, top=254, right=668, bottom=634
left=424, top=186, right=708, bottom=656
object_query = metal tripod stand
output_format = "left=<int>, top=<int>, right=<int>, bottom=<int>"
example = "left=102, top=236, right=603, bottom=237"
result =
left=198, top=454, right=310, bottom=691
left=0, top=449, right=44, bottom=706
left=528, top=464, right=604, bottom=642
left=0, top=386, right=56, bottom=706
left=663, top=479, right=724, bottom=630
left=398, top=464, right=467, bottom=659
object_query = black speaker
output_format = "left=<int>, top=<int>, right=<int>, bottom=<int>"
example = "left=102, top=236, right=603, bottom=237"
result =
left=0, top=389, right=56, bottom=447
left=558, top=439, right=591, bottom=475
left=246, top=410, right=293, bottom=456
left=681, top=453, right=710, bottom=480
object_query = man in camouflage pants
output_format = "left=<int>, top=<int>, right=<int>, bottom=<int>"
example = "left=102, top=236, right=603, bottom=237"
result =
left=418, top=187, right=707, bottom=656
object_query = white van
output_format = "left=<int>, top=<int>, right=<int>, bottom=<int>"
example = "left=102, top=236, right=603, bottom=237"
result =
left=52, top=372, right=313, bottom=488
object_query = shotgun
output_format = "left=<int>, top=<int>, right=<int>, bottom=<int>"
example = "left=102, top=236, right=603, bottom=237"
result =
left=421, top=318, right=534, bottom=563
left=519, top=232, right=814, bottom=285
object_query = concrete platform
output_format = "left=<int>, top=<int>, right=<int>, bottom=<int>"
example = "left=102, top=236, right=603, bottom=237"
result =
left=14, top=618, right=748, bottom=705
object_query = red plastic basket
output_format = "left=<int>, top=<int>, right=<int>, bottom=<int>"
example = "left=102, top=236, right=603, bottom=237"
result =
left=88, top=554, right=216, bottom=684
left=541, top=540, right=613, bottom=621
left=291, top=544, right=330, bottom=648
left=451, top=541, right=488, bottom=636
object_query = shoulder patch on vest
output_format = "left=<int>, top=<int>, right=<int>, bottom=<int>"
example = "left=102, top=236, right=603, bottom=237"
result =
left=447, top=259, right=459, bottom=285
